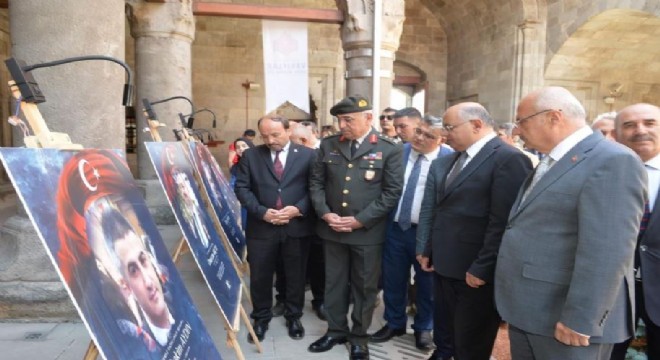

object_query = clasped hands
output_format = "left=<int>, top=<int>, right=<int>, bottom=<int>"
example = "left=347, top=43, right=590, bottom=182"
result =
left=322, top=213, right=363, bottom=232
left=263, top=206, right=301, bottom=225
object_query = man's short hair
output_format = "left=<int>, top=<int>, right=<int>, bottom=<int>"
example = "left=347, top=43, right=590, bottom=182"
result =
left=257, top=116, right=290, bottom=129
left=243, top=129, right=256, bottom=137
left=101, top=206, right=137, bottom=275
left=458, top=104, right=495, bottom=127
left=393, top=107, right=422, bottom=120
left=300, top=121, right=318, bottom=133
left=592, top=112, right=616, bottom=127
left=534, top=87, right=586, bottom=122
left=382, top=107, right=398, bottom=114
left=421, top=114, right=444, bottom=130
left=497, top=123, right=515, bottom=137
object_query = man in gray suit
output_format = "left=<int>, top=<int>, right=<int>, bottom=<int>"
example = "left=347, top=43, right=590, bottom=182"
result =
left=611, top=103, right=660, bottom=359
left=495, top=86, right=647, bottom=359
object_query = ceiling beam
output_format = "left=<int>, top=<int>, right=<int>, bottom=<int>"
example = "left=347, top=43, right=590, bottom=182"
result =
left=193, top=1, right=343, bottom=24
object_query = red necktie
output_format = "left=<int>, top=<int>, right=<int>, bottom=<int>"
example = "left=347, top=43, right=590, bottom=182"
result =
left=274, top=151, right=283, bottom=209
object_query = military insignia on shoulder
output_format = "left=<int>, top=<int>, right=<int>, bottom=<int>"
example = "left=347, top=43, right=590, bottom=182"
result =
left=369, top=134, right=378, bottom=144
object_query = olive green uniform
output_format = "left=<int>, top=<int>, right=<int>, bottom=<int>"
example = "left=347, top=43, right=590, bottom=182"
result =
left=310, top=129, right=403, bottom=345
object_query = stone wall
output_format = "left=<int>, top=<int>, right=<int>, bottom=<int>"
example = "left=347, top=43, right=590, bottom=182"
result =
left=397, top=0, right=447, bottom=116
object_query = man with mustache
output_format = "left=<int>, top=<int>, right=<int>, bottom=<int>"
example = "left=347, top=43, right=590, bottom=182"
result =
left=610, top=103, right=660, bottom=360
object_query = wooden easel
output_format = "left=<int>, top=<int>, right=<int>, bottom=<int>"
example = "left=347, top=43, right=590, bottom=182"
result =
left=143, top=111, right=262, bottom=357
left=6, top=82, right=100, bottom=359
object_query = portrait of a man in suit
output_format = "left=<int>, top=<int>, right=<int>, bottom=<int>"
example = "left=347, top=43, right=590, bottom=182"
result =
left=611, top=103, right=660, bottom=359
left=416, top=102, right=532, bottom=360
left=495, top=87, right=647, bottom=359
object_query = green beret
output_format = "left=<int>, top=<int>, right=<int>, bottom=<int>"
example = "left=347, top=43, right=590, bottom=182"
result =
left=330, top=95, right=372, bottom=116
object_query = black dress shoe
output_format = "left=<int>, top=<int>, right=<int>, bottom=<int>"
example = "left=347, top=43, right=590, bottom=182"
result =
left=313, top=303, right=327, bottom=321
left=370, top=325, right=406, bottom=343
left=349, top=344, right=370, bottom=360
left=427, top=350, right=453, bottom=360
left=272, top=301, right=285, bottom=317
left=308, top=334, right=347, bottom=353
left=414, top=330, right=434, bottom=350
left=247, top=322, right=268, bottom=343
left=286, top=318, right=305, bottom=340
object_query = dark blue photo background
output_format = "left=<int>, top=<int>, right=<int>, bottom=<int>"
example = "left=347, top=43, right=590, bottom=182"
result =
left=146, top=142, right=241, bottom=330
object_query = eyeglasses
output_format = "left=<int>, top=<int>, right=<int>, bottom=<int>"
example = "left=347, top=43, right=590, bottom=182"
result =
left=514, top=109, right=558, bottom=127
left=414, top=127, right=438, bottom=140
left=443, top=120, right=470, bottom=132
left=379, top=115, right=393, bottom=121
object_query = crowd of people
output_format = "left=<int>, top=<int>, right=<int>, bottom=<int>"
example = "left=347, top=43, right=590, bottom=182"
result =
left=230, top=87, right=659, bottom=360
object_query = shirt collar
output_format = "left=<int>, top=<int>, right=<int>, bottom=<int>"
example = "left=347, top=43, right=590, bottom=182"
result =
left=465, top=132, right=497, bottom=159
left=272, top=141, right=291, bottom=155
left=547, top=126, right=593, bottom=162
left=646, top=153, right=660, bottom=170
left=413, top=146, right=441, bottom=161
left=353, top=131, right=370, bottom=146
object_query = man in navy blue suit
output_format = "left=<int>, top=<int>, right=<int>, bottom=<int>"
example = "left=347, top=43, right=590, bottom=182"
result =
left=371, top=115, right=454, bottom=354
left=235, top=116, right=317, bottom=342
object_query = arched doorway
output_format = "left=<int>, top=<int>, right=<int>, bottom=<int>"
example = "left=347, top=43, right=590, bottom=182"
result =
left=545, top=9, right=660, bottom=121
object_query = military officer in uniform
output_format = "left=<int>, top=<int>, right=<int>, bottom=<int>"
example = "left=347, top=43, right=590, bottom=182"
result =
left=308, top=95, right=403, bottom=360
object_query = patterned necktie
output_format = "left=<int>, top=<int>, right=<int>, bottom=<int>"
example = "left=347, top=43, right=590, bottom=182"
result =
left=445, top=152, right=468, bottom=189
left=351, top=140, right=359, bottom=157
left=398, top=154, right=424, bottom=231
left=521, top=156, right=555, bottom=204
left=274, top=150, right=283, bottom=209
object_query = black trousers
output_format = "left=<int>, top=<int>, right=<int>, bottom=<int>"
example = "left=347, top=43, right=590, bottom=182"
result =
left=611, top=281, right=660, bottom=360
left=435, top=274, right=501, bottom=360
left=247, top=229, right=309, bottom=323
left=275, top=235, right=324, bottom=307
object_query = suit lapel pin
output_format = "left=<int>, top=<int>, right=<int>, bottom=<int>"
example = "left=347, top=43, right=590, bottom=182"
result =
left=571, top=155, right=578, bottom=163
left=294, top=148, right=298, bottom=153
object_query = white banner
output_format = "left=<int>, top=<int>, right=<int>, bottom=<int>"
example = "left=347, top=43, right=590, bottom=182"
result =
left=262, top=20, right=309, bottom=114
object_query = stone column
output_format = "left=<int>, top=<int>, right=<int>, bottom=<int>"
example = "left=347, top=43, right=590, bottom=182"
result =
left=339, top=0, right=405, bottom=110
left=511, top=20, right=546, bottom=117
left=2, top=0, right=125, bottom=319
left=126, top=0, right=195, bottom=180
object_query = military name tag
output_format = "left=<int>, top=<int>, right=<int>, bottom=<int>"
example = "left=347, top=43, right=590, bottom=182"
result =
left=365, top=170, right=375, bottom=181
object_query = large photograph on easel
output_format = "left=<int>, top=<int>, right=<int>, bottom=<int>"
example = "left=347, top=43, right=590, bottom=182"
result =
left=188, top=142, right=246, bottom=262
left=146, top=142, right=241, bottom=331
left=0, top=148, right=221, bottom=360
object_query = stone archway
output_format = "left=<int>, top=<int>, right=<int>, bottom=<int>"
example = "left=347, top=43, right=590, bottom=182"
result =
left=544, top=9, right=660, bottom=120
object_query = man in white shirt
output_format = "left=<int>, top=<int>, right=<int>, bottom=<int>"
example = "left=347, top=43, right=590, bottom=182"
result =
left=611, top=103, right=660, bottom=360
left=495, top=87, right=646, bottom=360
left=370, top=115, right=453, bottom=353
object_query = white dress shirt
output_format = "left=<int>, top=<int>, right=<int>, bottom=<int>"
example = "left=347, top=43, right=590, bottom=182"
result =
left=646, top=153, right=660, bottom=209
left=394, top=146, right=442, bottom=225
left=461, top=132, right=497, bottom=170
left=270, top=141, right=291, bottom=169
left=546, top=126, right=593, bottom=163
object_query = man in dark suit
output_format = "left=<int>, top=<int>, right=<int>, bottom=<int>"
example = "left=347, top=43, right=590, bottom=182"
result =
left=417, top=102, right=532, bottom=360
left=370, top=114, right=453, bottom=353
left=611, top=103, right=660, bottom=359
left=495, top=87, right=646, bottom=359
left=235, top=116, right=316, bottom=342
left=308, top=95, right=403, bottom=360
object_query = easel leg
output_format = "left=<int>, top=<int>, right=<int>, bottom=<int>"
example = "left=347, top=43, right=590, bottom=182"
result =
left=171, top=236, right=189, bottom=264
left=225, top=328, right=246, bottom=360
left=241, top=305, right=263, bottom=353
left=83, top=341, right=99, bottom=360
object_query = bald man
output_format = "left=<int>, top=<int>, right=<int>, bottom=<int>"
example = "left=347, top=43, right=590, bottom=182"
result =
left=417, top=102, right=532, bottom=360
left=611, top=103, right=660, bottom=360
left=495, top=87, right=646, bottom=359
